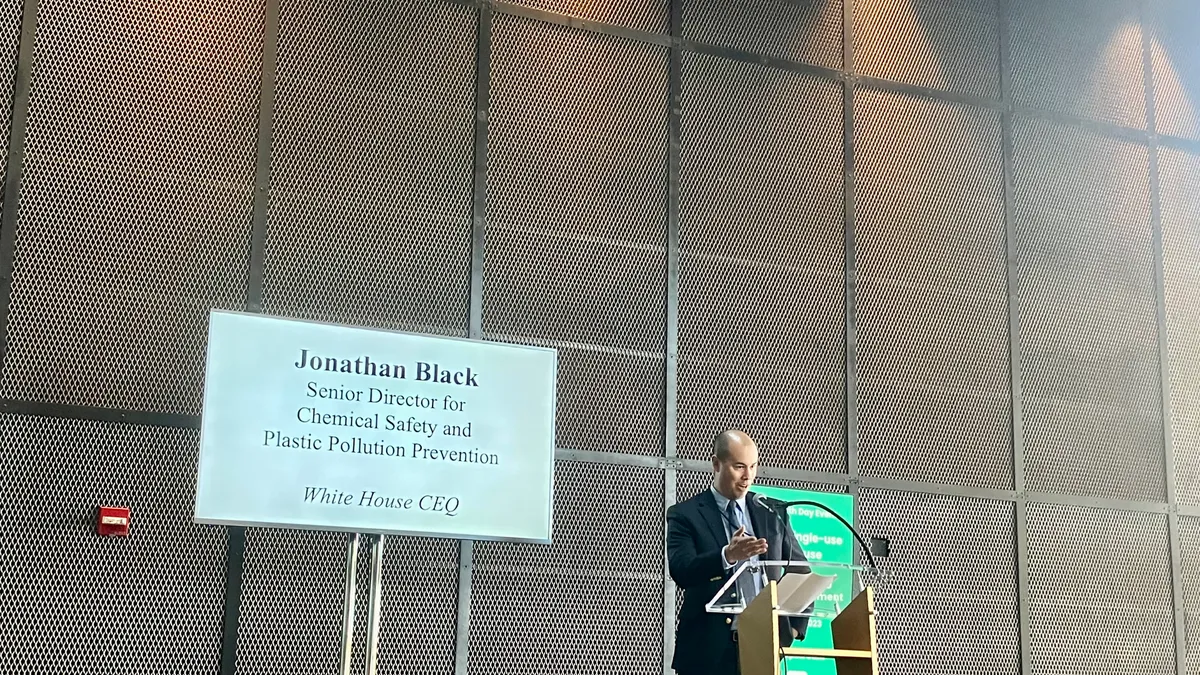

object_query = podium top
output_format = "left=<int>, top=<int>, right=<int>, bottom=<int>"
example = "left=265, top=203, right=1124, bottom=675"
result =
left=705, top=559, right=872, bottom=619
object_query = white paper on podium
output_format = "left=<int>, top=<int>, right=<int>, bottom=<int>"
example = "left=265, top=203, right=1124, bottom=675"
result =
left=776, top=572, right=836, bottom=613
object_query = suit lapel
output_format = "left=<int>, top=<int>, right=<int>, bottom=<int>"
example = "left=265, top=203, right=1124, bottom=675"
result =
left=697, top=489, right=728, bottom=547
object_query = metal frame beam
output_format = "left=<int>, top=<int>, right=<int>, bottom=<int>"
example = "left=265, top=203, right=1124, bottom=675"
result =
left=456, top=5, right=492, bottom=674
left=1140, top=3, right=1188, bottom=671
left=860, top=477, right=1015, bottom=502
left=661, top=2, right=682, bottom=670
left=1023, top=491, right=1168, bottom=514
left=220, top=2, right=283, bottom=672
left=841, top=0, right=864, bottom=596
left=219, top=527, right=248, bottom=675
left=0, top=398, right=200, bottom=428
left=0, top=0, right=37, bottom=380
left=996, top=2, right=1032, bottom=674
left=245, top=0, right=282, bottom=314
left=491, top=0, right=670, bottom=46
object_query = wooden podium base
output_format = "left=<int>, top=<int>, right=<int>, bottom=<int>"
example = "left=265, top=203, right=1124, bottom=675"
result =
left=737, top=582, right=879, bottom=675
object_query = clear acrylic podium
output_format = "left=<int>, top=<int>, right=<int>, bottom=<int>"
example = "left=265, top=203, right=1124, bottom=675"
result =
left=706, top=559, right=880, bottom=675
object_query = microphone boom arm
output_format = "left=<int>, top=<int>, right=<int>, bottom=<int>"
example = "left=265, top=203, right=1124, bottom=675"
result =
left=756, top=496, right=880, bottom=573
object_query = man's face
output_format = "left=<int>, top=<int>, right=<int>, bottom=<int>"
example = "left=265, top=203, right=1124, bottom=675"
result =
left=713, top=440, right=758, bottom=500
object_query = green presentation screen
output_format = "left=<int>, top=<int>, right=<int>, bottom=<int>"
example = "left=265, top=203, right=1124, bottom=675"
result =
left=752, top=485, right=855, bottom=675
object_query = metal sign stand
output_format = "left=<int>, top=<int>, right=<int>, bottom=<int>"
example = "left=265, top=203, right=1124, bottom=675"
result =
left=339, top=533, right=360, bottom=675
left=365, top=534, right=386, bottom=674
left=339, top=532, right=387, bottom=675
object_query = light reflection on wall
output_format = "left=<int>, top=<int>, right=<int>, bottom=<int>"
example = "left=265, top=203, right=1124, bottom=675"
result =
left=1010, top=0, right=1145, bottom=128
left=1148, top=0, right=1200, bottom=140
left=854, top=0, right=947, bottom=89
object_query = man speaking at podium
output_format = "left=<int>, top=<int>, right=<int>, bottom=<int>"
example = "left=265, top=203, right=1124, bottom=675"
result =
left=666, top=430, right=810, bottom=675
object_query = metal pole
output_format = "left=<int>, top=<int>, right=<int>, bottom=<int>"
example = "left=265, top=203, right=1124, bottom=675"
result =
left=339, top=532, right=361, bottom=675
left=365, top=535, right=386, bottom=675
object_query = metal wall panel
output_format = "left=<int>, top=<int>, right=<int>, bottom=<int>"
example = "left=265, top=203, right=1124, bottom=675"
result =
left=261, top=1, right=475, bottom=336
left=854, top=89, right=1011, bottom=489
left=677, top=52, right=845, bottom=471
left=854, top=0, right=1000, bottom=100
left=1159, top=147, right=1200, bottom=507
left=1026, top=503, right=1174, bottom=675
left=235, top=529, right=345, bottom=675
left=0, top=0, right=20, bottom=200
left=501, top=0, right=668, bottom=35
left=0, top=1, right=1192, bottom=674
left=1, top=0, right=262, bottom=413
left=1008, top=0, right=1147, bottom=128
left=858, top=490, right=1019, bottom=675
left=239, top=531, right=458, bottom=675
left=1013, top=116, right=1164, bottom=501
left=1148, top=0, right=1200, bottom=141
left=1178, top=516, right=1200, bottom=675
left=355, top=537, right=460, bottom=675
left=0, top=414, right=227, bottom=675
left=468, top=461, right=664, bottom=675
left=682, top=0, right=843, bottom=70
left=483, top=15, right=668, bottom=455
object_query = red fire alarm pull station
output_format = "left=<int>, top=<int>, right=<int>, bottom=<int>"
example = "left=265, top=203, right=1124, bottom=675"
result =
left=97, top=506, right=131, bottom=537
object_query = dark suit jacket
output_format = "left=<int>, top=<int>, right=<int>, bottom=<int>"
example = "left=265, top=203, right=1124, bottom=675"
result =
left=667, top=488, right=811, bottom=675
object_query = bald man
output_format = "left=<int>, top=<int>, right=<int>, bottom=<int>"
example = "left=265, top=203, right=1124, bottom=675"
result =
left=666, top=430, right=811, bottom=675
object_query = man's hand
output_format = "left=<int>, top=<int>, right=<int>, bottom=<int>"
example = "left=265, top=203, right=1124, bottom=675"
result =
left=724, top=526, right=768, bottom=563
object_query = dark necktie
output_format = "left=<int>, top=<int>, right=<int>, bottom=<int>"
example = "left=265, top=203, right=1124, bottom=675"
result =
left=726, top=500, right=761, bottom=607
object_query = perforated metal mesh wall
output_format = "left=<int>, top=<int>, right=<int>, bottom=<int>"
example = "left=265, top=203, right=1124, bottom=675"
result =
left=235, top=529, right=345, bottom=674
left=1013, top=116, right=1164, bottom=501
left=3, top=1, right=1198, bottom=674
left=682, top=0, right=842, bottom=70
left=484, top=14, right=668, bottom=456
left=236, top=530, right=459, bottom=675
left=504, top=0, right=667, bottom=35
left=2, top=0, right=262, bottom=413
left=1159, top=147, right=1200, bottom=506
left=1178, top=516, right=1200, bottom=675
left=858, top=490, right=1018, bottom=675
left=1026, top=503, right=1174, bottom=675
left=1149, top=0, right=1200, bottom=141
left=1009, top=0, right=1146, bottom=129
left=368, top=537, right=460, bottom=675
left=677, top=53, right=844, bottom=471
left=261, top=1, right=474, bottom=336
left=854, top=89, right=1011, bottom=489
left=468, top=461, right=664, bottom=675
left=854, top=0, right=999, bottom=100
left=0, top=414, right=227, bottom=675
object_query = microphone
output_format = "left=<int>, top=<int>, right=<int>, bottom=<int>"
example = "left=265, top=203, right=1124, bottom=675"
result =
left=752, top=493, right=802, bottom=571
left=751, top=493, right=881, bottom=574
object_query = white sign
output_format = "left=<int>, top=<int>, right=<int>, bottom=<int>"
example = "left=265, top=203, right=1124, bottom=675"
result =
left=193, top=310, right=557, bottom=544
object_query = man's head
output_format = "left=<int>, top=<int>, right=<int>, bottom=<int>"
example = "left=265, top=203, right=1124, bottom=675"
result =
left=712, top=429, right=759, bottom=500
